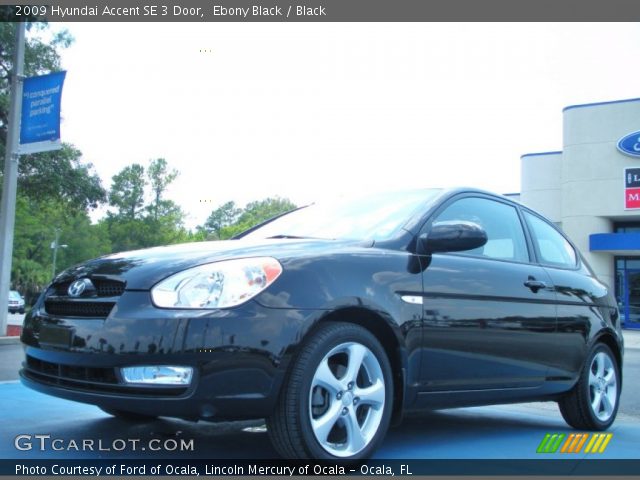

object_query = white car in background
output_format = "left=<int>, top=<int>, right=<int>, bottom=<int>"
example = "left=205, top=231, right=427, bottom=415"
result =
left=8, top=290, right=25, bottom=314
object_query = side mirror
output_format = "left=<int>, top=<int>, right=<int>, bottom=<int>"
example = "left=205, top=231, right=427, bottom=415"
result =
left=419, top=221, right=488, bottom=254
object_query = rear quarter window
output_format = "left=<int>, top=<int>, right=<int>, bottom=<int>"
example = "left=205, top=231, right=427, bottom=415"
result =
left=524, top=211, right=577, bottom=268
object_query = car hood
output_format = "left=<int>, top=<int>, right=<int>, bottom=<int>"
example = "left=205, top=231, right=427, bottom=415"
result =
left=53, top=238, right=363, bottom=290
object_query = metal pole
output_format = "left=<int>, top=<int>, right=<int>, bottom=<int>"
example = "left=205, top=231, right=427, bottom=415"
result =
left=0, top=22, right=26, bottom=336
left=51, top=228, right=59, bottom=279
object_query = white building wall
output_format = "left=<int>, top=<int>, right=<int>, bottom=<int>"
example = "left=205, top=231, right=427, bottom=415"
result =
left=520, top=152, right=562, bottom=224
left=561, top=99, right=640, bottom=289
left=520, top=98, right=640, bottom=291
left=562, top=100, right=640, bottom=219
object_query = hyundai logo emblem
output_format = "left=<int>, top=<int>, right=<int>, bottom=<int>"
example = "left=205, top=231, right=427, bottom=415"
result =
left=68, top=278, right=91, bottom=297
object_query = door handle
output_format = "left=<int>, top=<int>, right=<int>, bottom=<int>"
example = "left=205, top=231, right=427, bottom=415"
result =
left=524, top=277, right=547, bottom=293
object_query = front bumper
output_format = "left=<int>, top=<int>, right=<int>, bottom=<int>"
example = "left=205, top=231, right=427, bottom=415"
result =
left=20, top=290, right=320, bottom=421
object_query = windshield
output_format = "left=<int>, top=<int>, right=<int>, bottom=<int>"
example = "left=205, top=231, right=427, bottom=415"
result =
left=9, top=291, right=20, bottom=299
left=242, top=189, right=443, bottom=241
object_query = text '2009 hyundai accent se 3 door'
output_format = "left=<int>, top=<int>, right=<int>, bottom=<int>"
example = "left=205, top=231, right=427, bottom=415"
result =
left=20, top=188, right=623, bottom=460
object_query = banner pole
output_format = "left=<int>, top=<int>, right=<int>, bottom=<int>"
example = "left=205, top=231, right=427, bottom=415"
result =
left=0, top=22, right=26, bottom=336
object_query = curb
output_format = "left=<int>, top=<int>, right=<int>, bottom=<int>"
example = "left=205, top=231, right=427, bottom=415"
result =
left=0, top=336, right=21, bottom=345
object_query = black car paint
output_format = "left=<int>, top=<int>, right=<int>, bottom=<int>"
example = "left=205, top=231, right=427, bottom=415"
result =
left=20, top=189, right=623, bottom=422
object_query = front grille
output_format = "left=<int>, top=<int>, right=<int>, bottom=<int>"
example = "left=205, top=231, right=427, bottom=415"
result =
left=52, top=279, right=126, bottom=297
left=44, top=300, right=115, bottom=318
left=95, top=280, right=125, bottom=297
left=23, top=355, right=188, bottom=397
left=26, top=355, right=118, bottom=383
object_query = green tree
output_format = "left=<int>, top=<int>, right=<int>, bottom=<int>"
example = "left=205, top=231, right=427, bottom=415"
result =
left=1, top=24, right=105, bottom=210
left=216, top=197, right=297, bottom=239
left=56, top=214, right=111, bottom=271
left=17, top=145, right=106, bottom=210
left=108, top=163, right=146, bottom=220
left=147, top=158, right=178, bottom=221
left=105, top=159, right=187, bottom=253
left=142, top=199, right=189, bottom=247
left=0, top=21, right=108, bottom=294
left=203, top=201, right=241, bottom=239
left=11, top=194, right=110, bottom=302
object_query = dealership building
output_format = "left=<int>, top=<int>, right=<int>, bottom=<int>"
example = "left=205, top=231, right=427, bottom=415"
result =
left=518, top=97, right=640, bottom=330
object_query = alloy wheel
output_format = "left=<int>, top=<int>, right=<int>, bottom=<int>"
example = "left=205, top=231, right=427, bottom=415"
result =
left=308, top=341, right=386, bottom=457
left=588, top=351, right=617, bottom=422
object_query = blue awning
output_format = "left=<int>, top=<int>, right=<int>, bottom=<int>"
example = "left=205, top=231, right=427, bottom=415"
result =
left=590, top=233, right=640, bottom=253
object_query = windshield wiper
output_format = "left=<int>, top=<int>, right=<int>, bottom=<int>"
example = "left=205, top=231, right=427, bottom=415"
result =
left=266, top=234, right=314, bottom=239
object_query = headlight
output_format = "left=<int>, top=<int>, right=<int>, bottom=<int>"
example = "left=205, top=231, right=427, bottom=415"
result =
left=151, top=257, right=282, bottom=309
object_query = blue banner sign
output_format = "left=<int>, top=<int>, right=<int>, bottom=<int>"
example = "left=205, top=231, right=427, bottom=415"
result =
left=617, top=130, right=640, bottom=158
left=19, top=71, right=66, bottom=154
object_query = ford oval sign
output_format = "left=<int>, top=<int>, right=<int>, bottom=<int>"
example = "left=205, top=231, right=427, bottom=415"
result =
left=618, top=131, right=640, bottom=157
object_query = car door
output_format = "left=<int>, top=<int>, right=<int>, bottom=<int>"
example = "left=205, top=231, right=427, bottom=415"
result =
left=417, top=195, right=557, bottom=393
left=522, top=210, right=612, bottom=381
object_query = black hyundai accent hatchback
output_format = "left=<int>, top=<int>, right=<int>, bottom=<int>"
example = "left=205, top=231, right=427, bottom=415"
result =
left=21, top=188, right=623, bottom=460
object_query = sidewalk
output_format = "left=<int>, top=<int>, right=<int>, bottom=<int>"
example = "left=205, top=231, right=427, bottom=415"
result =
left=623, top=327, right=640, bottom=348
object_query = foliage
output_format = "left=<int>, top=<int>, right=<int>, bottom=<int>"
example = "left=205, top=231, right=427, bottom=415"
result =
left=1, top=23, right=298, bottom=298
left=147, top=158, right=177, bottom=221
left=17, top=144, right=106, bottom=210
left=208, top=197, right=297, bottom=240
left=107, top=163, right=146, bottom=220
left=103, top=159, right=189, bottom=253
left=1, top=22, right=108, bottom=297
left=11, top=194, right=110, bottom=303
left=203, top=201, right=242, bottom=239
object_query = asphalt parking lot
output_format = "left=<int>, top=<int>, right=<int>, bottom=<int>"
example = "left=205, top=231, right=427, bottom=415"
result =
left=1, top=320, right=638, bottom=470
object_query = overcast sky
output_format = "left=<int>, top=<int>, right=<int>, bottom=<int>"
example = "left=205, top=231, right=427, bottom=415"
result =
left=50, top=22, right=640, bottom=228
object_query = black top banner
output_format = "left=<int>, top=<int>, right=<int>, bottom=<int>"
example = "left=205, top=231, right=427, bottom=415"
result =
left=1, top=0, right=640, bottom=22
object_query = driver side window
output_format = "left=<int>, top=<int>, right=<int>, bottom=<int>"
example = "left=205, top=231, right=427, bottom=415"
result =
left=433, top=197, right=529, bottom=263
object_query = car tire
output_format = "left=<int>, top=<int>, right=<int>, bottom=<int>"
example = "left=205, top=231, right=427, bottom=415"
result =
left=558, top=343, right=620, bottom=430
left=267, top=322, right=393, bottom=460
left=99, top=407, right=157, bottom=422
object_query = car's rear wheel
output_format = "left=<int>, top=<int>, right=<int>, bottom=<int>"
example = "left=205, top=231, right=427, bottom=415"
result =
left=558, top=343, right=620, bottom=430
left=267, top=322, right=393, bottom=460
left=99, top=407, right=157, bottom=422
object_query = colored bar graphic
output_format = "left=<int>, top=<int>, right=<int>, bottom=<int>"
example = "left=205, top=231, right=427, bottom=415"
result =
left=584, top=434, right=598, bottom=453
left=537, top=434, right=552, bottom=453
left=538, top=433, right=612, bottom=454
left=560, top=434, right=575, bottom=453
left=560, top=433, right=588, bottom=453
left=536, top=433, right=565, bottom=453
left=584, top=433, right=613, bottom=454
left=574, top=433, right=589, bottom=453
left=598, top=433, right=613, bottom=453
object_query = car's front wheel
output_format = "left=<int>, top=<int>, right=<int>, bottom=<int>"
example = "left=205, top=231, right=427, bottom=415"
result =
left=267, top=322, right=393, bottom=460
left=559, top=343, right=620, bottom=430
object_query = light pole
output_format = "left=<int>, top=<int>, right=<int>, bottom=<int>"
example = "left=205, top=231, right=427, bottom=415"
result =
left=51, top=229, right=68, bottom=279
left=0, top=22, right=25, bottom=336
